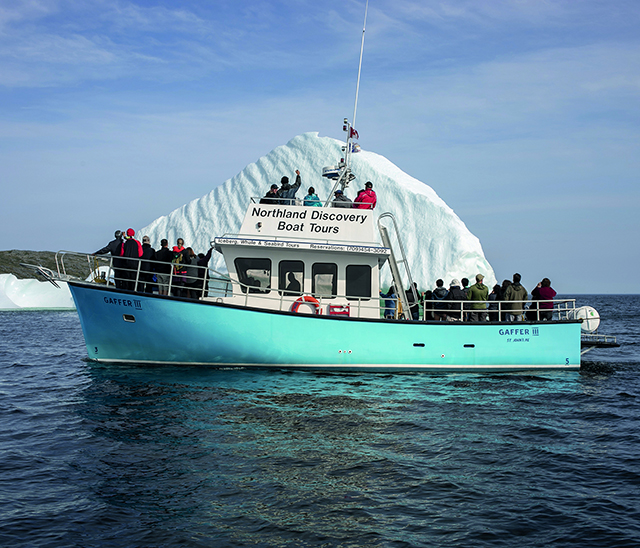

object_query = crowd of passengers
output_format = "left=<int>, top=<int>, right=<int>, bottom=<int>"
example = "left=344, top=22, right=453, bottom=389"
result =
left=381, top=273, right=558, bottom=322
left=92, top=172, right=555, bottom=318
left=94, top=229, right=557, bottom=321
left=259, top=170, right=377, bottom=209
left=94, top=229, right=212, bottom=299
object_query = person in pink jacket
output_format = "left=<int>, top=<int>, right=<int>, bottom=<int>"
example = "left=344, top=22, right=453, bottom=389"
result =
left=354, top=181, right=377, bottom=209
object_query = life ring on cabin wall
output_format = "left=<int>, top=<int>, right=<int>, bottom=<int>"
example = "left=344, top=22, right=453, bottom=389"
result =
left=291, top=295, right=322, bottom=315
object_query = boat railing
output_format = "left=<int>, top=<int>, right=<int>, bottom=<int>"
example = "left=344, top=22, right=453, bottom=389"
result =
left=391, top=296, right=578, bottom=322
left=249, top=197, right=303, bottom=205
left=228, top=276, right=579, bottom=323
left=54, top=251, right=582, bottom=323
left=54, top=250, right=233, bottom=300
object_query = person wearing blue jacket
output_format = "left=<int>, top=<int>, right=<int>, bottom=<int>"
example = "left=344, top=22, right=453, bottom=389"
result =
left=380, top=285, right=397, bottom=319
left=303, top=186, right=322, bottom=206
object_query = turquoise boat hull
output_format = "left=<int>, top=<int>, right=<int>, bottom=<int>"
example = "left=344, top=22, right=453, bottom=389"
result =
left=69, top=282, right=581, bottom=372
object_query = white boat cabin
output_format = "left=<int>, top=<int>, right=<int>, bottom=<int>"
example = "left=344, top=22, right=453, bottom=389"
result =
left=213, top=202, right=390, bottom=318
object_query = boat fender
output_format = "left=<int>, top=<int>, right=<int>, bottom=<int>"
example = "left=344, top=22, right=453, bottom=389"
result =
left=291, top=296, right=321, bottom=315
left=567, top=305, right=600, bottom=333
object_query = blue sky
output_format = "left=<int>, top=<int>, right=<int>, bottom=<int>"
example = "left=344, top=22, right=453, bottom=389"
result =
left=1, top=0, right=638, bottom=293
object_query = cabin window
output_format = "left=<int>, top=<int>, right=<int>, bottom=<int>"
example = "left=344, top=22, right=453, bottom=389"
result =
left=312, top=263, right=337, bottom=299
left=279, top=260, right=304, bottom=296
left=346, top=265, right=371, bottom=300
left=234, top=258, right=271, bottom=294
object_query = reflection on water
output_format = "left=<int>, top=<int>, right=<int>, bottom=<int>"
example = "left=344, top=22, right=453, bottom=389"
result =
left=1, top=297, right=639, bottom=547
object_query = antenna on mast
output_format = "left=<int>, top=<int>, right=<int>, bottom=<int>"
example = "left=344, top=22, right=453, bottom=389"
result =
left=352, top=0, right=369, bottom=130
left=321, top=0, right=369, bottom=205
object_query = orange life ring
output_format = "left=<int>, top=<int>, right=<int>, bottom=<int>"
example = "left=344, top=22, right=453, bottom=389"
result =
left=291, top=295, right=321, bottom=314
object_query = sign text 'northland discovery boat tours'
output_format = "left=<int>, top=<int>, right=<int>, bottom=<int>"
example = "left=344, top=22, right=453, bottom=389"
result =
left=238, top=204, right=377, bottom=243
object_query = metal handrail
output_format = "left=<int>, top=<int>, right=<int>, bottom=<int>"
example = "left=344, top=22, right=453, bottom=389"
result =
left=377, top=212, right=416, bottom=320
left=421, top=297, right=573, bottom=321
left=55, top=250, right=227, bottom=300
left=54, top=250, right=580, bottom=322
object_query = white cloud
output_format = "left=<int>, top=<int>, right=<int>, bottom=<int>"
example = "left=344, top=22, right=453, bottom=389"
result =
left=0, top=0, right=56, bottom=31
left=98, top=0, right=209, bottom=34
left=357, top=41, right=640, bottom=151
left=389, top=0, right=565, bottom=24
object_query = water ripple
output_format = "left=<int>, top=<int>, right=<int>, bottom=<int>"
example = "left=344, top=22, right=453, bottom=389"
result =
left=1, top=301, right=640, bottom=547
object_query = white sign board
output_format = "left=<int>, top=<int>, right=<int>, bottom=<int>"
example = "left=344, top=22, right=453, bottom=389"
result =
left=239, top=204, right=376, bottom=243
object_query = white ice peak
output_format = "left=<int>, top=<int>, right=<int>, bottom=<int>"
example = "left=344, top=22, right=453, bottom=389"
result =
left=140, top=132, right=496, bottom=290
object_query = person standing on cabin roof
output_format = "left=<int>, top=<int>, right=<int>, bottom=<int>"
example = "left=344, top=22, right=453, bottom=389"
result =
left=260, top=184, right=280, bottom=204
left=353, top=181, right=377, bottom=209
left=503, top=272, right=528, bottom=321
left=121, top=228, right=143, bottom=291
left=303, top=186, right=322, bottom=207
left=278, top=170, right=302, bottom=205
left=332, top=189, right=352, bottom=208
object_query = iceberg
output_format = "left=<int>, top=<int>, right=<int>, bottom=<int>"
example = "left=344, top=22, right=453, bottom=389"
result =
left=141, top=132, right=496, bottom=290
left=0, top=273, right=75, bottom=310
left=0, top=267, right=113, bottom=310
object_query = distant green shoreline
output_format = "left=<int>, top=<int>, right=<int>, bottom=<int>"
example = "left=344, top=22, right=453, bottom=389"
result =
left=0, top=250, right=88, bottom=280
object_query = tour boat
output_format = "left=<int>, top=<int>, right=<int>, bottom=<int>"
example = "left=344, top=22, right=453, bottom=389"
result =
left=60, top=3, right=617, bottom=371
left=61, top=118, right=617, bottom=371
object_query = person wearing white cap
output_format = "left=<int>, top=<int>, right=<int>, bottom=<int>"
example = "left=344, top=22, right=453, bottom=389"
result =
left=445, top=280, right=467, bottom=321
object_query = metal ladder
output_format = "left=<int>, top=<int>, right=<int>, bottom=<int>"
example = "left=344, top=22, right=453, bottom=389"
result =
left=377, top=212, right=419, bottom=320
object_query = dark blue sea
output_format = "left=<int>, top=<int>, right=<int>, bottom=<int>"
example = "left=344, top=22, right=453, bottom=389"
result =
left=1, top=295, right=639, bottom=547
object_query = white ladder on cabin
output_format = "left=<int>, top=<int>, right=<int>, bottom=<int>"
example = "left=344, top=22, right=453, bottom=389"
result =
left=377, top=212, right=419, bottom=320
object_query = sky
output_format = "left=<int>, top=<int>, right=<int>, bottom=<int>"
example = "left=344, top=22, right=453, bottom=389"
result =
left=1, top=0, right=639, bottom=293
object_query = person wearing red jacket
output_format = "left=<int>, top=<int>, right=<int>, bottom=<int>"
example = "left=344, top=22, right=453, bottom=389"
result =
left=353, top=181, right=377, bottom=209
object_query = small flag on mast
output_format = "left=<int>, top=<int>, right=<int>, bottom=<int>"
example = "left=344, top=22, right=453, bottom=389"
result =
left=350, top=127, right=359, bottom=139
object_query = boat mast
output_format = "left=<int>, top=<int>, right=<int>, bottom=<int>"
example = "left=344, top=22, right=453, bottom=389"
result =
left=346, top=0, right=368, bottom=177
left=323, top=0, right=369, bottom=204
left=352, top=0, right=368, bottom=135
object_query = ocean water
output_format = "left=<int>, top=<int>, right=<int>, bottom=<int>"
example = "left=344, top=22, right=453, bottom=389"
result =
left=1, top=295, right=639, bottom=547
